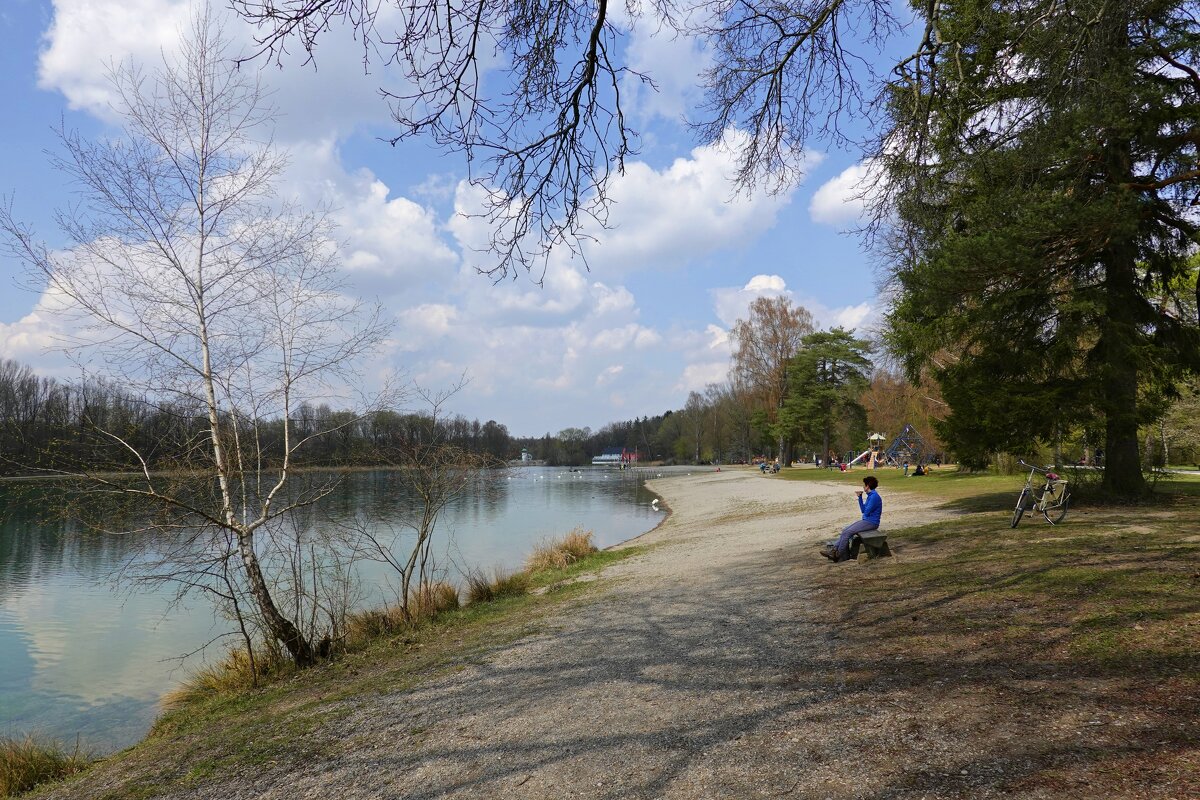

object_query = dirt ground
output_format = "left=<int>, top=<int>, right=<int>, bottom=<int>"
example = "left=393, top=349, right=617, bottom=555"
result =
left=49, top=470, right=1198, bottom=799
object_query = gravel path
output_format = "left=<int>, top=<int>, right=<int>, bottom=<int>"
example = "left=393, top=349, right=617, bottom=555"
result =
left=146, top=470, right=954, bottom=800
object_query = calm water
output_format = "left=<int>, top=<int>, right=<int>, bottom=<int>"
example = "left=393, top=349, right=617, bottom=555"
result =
left=0, top=466, right=667, bottom=752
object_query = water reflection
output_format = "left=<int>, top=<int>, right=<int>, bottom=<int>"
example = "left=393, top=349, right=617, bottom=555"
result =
left=0, top=467, right=663, bottom=752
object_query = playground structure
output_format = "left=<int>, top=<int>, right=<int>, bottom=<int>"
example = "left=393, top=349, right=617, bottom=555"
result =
left=847, top=426, right=933, bottom=469
left=882, top=424, right=932, bottom=466
left=848, top=432, right=889, bottom=468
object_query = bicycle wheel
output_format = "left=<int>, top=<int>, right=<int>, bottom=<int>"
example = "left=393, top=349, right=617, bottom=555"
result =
left=1011, top=488, right=1029, bottom=528
left=1042, top=485, right=1069, bottom=525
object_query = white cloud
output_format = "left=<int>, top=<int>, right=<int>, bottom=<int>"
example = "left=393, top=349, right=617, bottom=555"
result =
left=809, top=161, right=876, bottom=226
left=621, top=19, right=710, bottom=123
left=400, top=304, right=459, bottom=336
left=581, top=132, right=810, bottom=274
left=831, top=302, right=873, bottom=329
left=39, top=0, right=392, bottom=141
left=0, top=279, right=92, bottom=374
left=595, top=365, right=624, bottom=387
left=710, top=273, right=792, bottom=328
left=592, top=324, right=661, bottom=351
left=39, top=0, right=193, bottom=116
left=675, top=361, right=727, bottom=393
left=792, top=296, right=877, bottom=331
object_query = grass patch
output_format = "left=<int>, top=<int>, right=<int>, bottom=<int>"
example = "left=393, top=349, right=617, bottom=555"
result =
left=815, top=485, right=1200, bottom=671
left=161, top=648, right=295, bottom=711
left=525, top=527, right=598, bottom=571
left=802, top=475, right=1200, bottom=794
left=463, top=567, right=530, bottom=605
left=0, top=736, right=90, bottom=798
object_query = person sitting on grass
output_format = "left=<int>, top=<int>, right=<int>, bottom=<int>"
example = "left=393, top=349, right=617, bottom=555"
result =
left=821, top=476, right=882, bottom=563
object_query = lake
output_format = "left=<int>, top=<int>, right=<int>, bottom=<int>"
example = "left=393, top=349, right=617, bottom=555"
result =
left=0, top=466, right=670, bottom=752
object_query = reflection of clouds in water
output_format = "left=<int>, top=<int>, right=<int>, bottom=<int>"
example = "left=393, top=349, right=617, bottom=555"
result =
left=2, top=574, right=219, bottom=709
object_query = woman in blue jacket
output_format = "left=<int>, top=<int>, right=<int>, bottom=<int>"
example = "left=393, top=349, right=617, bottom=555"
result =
left=822, top=476, right=882, bottom=562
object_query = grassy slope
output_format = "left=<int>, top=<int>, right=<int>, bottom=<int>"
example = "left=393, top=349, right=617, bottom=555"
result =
left=777, top=465, right=1200, bottom=667
left=29, top=547, right=647, bottom=800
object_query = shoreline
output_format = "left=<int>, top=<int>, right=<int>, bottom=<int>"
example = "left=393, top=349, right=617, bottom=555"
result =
left=3, top=465, right=674, bottom=758
left=28, top=468, right=1200, bottom=799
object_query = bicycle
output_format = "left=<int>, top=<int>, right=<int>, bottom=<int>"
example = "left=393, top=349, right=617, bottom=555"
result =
left=1011, top=460, right=1070, bottom=528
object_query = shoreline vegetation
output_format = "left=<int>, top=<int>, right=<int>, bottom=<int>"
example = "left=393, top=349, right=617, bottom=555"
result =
left=9, top=467, right=1200, bottom=798
left=2, top=526, right=655, bottom=799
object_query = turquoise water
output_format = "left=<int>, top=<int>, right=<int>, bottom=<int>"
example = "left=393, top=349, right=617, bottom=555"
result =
left=0, top=466, right=665, bottom=752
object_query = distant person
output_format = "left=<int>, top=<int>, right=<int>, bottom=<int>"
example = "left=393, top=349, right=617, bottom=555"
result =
left=903, top=460, right=910, bottom=477
left=913, top=463, right=926, bottom=476
left=821, top=476, right=882, bottom=563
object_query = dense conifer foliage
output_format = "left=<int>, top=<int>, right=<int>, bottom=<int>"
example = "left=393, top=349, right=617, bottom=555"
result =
left=881, top=0, right=1200, bottom=493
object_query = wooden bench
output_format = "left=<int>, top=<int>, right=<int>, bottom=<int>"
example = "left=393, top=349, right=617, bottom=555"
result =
left=824, top=530, right=891, bottom=560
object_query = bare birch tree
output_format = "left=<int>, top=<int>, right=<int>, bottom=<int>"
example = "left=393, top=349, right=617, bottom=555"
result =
left=0, top=8, right=389, bottom=667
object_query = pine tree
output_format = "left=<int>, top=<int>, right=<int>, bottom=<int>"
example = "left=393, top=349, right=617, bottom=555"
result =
left=882, top=0, right=1200, bottom=494
left=783, top=329, right=872, bottom=467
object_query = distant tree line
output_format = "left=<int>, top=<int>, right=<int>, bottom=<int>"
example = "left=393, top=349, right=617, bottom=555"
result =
left=4, top=348, right=1192, bottom=475
left=0, top=359, right=518, bottom=475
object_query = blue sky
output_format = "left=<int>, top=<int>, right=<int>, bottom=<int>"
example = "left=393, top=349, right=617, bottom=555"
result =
left=0, top=0, right=893, bottom=436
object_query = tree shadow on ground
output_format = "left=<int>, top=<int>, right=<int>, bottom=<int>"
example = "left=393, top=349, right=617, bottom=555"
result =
left=221, top=527, right=1200, bottom=800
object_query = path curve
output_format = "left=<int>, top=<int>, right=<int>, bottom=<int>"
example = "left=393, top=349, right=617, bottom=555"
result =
left=129, top=471, right=951, bottom=799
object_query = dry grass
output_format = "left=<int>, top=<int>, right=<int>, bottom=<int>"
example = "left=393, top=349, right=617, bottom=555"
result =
left=805, top=493, right=1200, bottom=797
left=347, top=582, right=461, bottom=643
left=345, top=605, right=410, bottom=643
left=0, top=736, right=89, bottom=798
left=525, top=528, right=598, bottom=572
left=410, top=581, right=460, bottom=620
left=160, top=647, right=293, bottom=711
left=464, top=568, right=531, bottom=605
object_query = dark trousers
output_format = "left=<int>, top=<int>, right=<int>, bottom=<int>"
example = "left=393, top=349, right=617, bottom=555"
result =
left=835, top=519, right=879, bottom=560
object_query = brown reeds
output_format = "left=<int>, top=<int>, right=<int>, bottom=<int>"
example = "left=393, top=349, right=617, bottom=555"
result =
left=524, top=528, right=598, bottom=572
left=0, top=736, right=89, bottom=797
left=160, top=647, right=293, bottom=710
left=464, top=568, right=531, bottom=605
left=410, top=581, right=460, bottom=620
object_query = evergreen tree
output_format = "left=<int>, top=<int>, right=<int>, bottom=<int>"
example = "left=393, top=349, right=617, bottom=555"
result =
left=882, top=0, right=1200, bottom=493
left=783, top=329, right=872, bottom=467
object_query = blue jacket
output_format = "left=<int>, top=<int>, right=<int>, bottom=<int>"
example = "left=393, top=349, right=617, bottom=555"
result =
left=858, top=490, right=882, bottom=526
